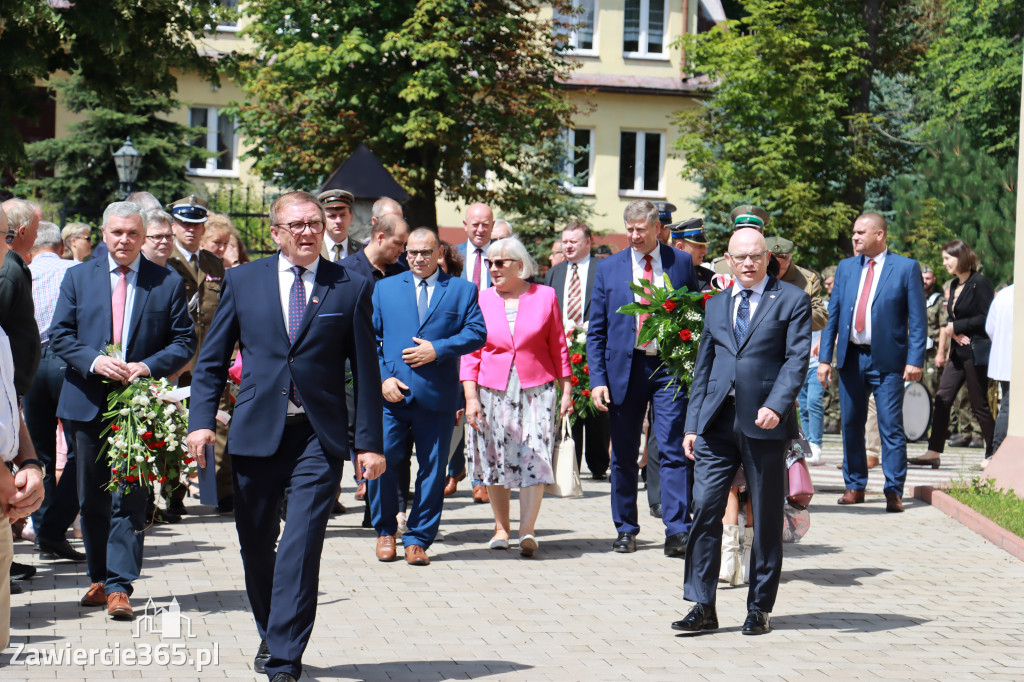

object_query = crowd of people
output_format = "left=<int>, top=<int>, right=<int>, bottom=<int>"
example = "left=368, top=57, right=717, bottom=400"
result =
left=0, top=187, right=1013, bottom=679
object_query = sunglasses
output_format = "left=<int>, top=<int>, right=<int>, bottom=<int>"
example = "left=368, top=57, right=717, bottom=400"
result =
left=485, top=258, right=520, bottom=269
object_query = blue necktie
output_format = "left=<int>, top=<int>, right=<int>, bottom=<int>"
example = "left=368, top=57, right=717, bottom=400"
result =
left=734, top=289, right=752, bottom=346
left=417, top=279, right=428, bottom=324
left=287, top=266, right=305, bottom=406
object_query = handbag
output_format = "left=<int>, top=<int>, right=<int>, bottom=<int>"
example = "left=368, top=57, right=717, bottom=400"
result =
left=787, top=449, right=814, bottom=510
left=545, top=418, right=583, bottom=498
left=970, top=337, right=991, bottom=366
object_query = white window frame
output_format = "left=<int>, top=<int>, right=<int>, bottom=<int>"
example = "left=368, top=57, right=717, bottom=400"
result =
left=623, top=0, right=669, bottom=60
left=186, top=106, right=239, bottom=178
left=555, top=0, right=598, bottom=57
left=213, top=0, right=240, bottom=33
left=618, top=130, right=665, bottom=198
left=563, top=127, right=595, bottom=195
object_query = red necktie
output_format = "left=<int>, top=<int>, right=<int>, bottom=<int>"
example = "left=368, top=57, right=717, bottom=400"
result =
left=854, top=258, right=875, bottom=334
left=111, top=266, right=129, bottom=345
left=472, top=248, right=483, bottom=289
left=638, top=254, right=654, bottom=343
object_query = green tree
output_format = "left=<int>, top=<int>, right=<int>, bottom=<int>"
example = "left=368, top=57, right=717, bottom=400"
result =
left=672, top=0, right=910, bottom=268
left=233, top=0, right=585, bottom=229
left=18, top=76, right=207, bottom=214
left=0, top=0, right=218, bottom=177
left=890, top=126, right=1017, bottom=286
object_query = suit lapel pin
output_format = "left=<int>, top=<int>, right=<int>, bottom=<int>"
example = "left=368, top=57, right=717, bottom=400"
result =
left=312, top=296, right=319, bottom=304
left=770, top=294, right=776, bottom=299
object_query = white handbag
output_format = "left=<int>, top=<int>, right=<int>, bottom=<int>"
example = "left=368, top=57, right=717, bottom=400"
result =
left=545, top=418, right=583, bottom=498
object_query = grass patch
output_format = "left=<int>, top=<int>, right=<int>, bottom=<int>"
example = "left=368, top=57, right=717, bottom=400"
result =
left=947, top=477, right=1024, bottom=538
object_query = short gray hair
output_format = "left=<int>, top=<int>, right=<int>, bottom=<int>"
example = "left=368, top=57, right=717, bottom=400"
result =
left=2, top=199, right=37, bottom=231
left=623, top=200, right=659, bottom=227
left=372, top=197, right=403, bottom=221
left=33, top=222, right=62, bottom=250
left=102, top=201, right=148, bottom=232
left=144, top=209, right=174, bottom=231
left=487, top=237, right=536, bottom=280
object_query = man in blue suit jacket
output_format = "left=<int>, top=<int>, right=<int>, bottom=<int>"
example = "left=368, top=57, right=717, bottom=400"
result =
left=675, top=228, right=811, bottom=637
left=370, top=228, right=487, bottom=565
left=587, top=201, right=699, bottom=557
left=50, top=202, right=196, bottom=619
left=818, top=212, right=927, bottom=512
left=186, top=191, right=385, bottom=682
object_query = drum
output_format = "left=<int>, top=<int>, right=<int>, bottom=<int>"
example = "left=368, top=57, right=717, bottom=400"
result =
left=903, top=380, right=932, bottom=442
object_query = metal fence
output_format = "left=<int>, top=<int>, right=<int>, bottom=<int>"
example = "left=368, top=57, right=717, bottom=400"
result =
left=207, top=185, right=279, bottom=257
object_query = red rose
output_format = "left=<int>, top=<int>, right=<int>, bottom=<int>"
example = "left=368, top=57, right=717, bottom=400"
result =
left=125, top=475, right=138, bottom=483
left=152, top=441, right=166, bottom=449
left=184, top=456, right=194, bottom=464
left=158, top=476, right=168, bottom=483
left=570, top=352, right=583, bottom=364
left=679, top=329, right=692, bottom=341
left=111, top=425, right=120, bottom=432
left=581, top=389, right=591, bottom=398
left=583, top=364, right=589, bottom=375
left=148, top=474, right=157, bottom=481
left=662, top=300, right=677, bottom=312
left=571, top=376, right=580, bottom=386
left=141, top=431, right=153, bottom=440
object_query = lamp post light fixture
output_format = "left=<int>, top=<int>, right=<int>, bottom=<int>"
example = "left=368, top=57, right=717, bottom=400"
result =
left=112, top=136, right=144, bottom=198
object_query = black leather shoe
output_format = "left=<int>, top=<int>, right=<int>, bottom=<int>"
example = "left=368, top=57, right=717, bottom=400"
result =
left=254, top=639, right=270, bottom=673
left=168, top=500, right=188, bottom=516
left=742, top=609, right=771, bottom=635
left=947, top=433, right=970, bottom=447
left=672, top=602, right=718, bottom=632
left=216, top=495, right=234, bottom=513
left=271, top=674, right=296, bottom=682
left=649, top=503, right=663, bottom=518
left=10, top=561, right=36, bottom=580
left=331, top=500, right=347, bottom=515
left=10, top=580, right=22, bottom=595
left=612, top=532, right=636, bottom=553
left=35, top=538, right=87, bottom=562
left=664, top=532, right=688, bottom=558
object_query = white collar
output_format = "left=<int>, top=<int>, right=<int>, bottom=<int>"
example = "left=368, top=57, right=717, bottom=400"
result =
left=413, top=268, right=440, bottom=288
left=731, top=275, right=769, bottom=298
left=107, top=253, right=142, bottom=273
left=278, top=253, right=320, bottom=277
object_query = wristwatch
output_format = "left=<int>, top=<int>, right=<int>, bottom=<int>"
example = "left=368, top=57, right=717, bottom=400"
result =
left=17, top=458, right=46, bottom=477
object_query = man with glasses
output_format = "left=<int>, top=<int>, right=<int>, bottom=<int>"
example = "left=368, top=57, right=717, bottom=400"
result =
left=587, top=200, right=700, bottom=557
left=186, top=191, right=384, bottom=681
left=164, top=195, right=226, bottom=518
left=141, top=211, right=176, bottom=267
left=368, top=228, right=486, bottom=564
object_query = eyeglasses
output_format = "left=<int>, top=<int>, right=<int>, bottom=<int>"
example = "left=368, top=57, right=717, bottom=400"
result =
left=146, top=234, right=174, bottom=242
left=485, top=258, right=520, bottom=269
left=406, top=248, right=437, bottom=260
left=275, top=220, right=325, bottom=234
left=726, top=250, right=768, bottom=263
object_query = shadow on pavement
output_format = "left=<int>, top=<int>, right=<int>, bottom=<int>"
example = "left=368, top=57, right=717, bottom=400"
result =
left=772, top=611, right=928, bottom=632
left=783, top=567, right=891, bottom=587
left=303, top=658, right=533, bottom=681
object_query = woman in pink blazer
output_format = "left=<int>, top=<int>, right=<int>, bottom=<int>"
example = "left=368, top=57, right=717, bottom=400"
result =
left=461, top=237, right=573, bottom=556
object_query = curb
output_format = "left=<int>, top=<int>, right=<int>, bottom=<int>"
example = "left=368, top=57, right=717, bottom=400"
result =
left=911, top=485, right=1024, bottom=562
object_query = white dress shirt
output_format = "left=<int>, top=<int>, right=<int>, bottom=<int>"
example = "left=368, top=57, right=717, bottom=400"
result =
left=413, top=268, right=440, bottom=309
left=323, top=234, right=351, bottom=261
left=631, top=246, right=665, bottom=350
left=731, top=275, right=769, bottom=326
left=464, top=244, right=488, bottom=291
left=278, top=254, right=318, bottom=414
left=175, top=241, right=199, bottom=268
left=849, top=249, right=887, bottom=345
left=560, top=256, right=591, bottom=324
left=985, top=284, right=1013, bottom=382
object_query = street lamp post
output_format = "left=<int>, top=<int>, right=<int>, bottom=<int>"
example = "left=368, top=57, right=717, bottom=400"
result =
left=112, top=136, right=144, bottom=198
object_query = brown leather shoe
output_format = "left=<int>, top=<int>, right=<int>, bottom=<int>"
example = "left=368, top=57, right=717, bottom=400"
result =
left=106, top=591, right=133, bottom=619
left=444, top=471, right=467, bottom=497
left=885, top=492, right=904, bottom=513
left=837, top=489, right=865, bottom=505
left=355, top=481, right=367, bottom=501
left=472, top=484, right=489, bottom=504
left=376, top=534, right=398, bottom=562
left=81, top=582, right=106, bottom=607
left=405, top=544, right=430, bottom=566
left=866, top=455, right=880, bottom=469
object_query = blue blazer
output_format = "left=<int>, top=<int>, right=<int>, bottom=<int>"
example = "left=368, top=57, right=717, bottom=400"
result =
left=685, top=277, right=811, bottom=440
left=50, top=257, right=197, bottom=422
left=456, top=241, right=491, bottom=289
left=586, top=244, right=700, bottom=403
left=372, top=270, right=486, bottom=412
left=819, top=251, right=927, bottom=374
left=188, top=255, right=384, bottom=459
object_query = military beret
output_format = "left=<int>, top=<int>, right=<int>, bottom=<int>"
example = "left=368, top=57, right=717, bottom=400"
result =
left=167, top=195, right=209, bottom=224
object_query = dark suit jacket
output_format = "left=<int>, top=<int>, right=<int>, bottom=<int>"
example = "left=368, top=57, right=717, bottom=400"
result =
left=0, top=250, right=40, bottom=395
left=819, top=251, right=927, bottom=374
left=456, top=241, right=491, bottom=289
left=50, top=256, right=196, bottom=422
left=340, top=249, right=408, bottom=292
left=372, top=270, right=486, bottom=412
left=685, top=276, right=811, bottom=440
left=544, top=258, right=597, bottom=322
left=947, top=271, right=994, bottom=361
left=188, top=254, right=383, bottom=459
left=586, top=244, right=699, bottom=403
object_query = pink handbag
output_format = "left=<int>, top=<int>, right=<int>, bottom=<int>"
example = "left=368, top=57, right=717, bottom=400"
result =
left=787, top=455, right=814, bottom=509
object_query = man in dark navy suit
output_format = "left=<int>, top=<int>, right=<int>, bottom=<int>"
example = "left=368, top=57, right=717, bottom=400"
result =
left=50, top=201, right=196, bottom=619
left=674, top=227, right=810, bottom=637
left=186, top=191, right=385, bottom=682
left=818, top=212, right=927, bottom=512
left=586, top=200, right=699, bottom=557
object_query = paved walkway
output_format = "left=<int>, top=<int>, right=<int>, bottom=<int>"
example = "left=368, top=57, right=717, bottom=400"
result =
left=3, top=436, right=1022, bottom=681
